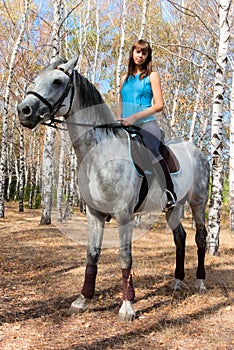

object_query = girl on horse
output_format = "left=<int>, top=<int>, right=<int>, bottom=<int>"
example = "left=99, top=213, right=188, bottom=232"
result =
left=117, top=39, right=177, bottom=211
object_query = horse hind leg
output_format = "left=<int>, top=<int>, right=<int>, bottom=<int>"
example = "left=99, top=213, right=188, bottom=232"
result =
left=189, top=150, right=209, bottom=293
left=166, top=206, right=186, bottom=292
left=191, top=203, right=207, bottom=294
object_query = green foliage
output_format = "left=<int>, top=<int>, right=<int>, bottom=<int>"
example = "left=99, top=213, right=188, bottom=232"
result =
left=222, top=177, right=229, bottom=210
left=23, top=185, right=41, bottom=209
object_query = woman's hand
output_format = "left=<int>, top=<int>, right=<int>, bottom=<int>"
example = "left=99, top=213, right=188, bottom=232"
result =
left=120, top=115, right=137, bottom=126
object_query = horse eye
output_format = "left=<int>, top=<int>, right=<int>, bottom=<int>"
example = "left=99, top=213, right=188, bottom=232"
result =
left=53, top=79, right=62, bottom=86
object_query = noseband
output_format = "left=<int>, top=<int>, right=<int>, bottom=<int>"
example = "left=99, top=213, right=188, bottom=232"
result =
left=27, top=68, right=74, bottom=126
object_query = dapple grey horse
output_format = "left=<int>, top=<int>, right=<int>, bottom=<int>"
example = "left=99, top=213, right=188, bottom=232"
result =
left=17, top=57, right=209, bottom=321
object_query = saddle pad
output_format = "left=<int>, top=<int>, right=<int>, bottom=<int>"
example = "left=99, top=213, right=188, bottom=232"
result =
left=159, top=143, right=180, bottom=174
left=128, top=129, right=180, bottom=175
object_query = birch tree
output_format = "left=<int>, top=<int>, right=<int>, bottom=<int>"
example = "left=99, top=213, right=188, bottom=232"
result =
left=28, top=133, right=36, bottom=209
left=7, top=115, right=16, bottom=201
left=207, top=0, right=231, bottom=255
left=33, top=131, right=42, bottom=208
left=139, top=0, right=148, bottom=39
left=189, top=64, right=206, bottom=143
left=76, top=0, right=91, bottom=71
left=57, top=129, right=66, bottom=222
left=63, top=146, right=76, bottom=220
left=229, top=59, right=234, bottom=230
left=91, top=0, right=100, bottom=84
left=40, top=0, right=65, bottom=224
left=116, top=0, right=127, bottom=95
left=19, top=126, right=25, bottom=212
left=0, top=0, right=30, bottom=217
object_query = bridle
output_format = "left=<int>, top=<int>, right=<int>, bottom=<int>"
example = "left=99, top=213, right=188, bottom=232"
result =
left=26, top=67, right=126, bottom=131
left=27, top=68, right=74, bottom=128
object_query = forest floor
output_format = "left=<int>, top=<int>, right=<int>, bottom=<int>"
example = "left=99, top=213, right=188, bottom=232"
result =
left=0, top=202, right=233, bottom=350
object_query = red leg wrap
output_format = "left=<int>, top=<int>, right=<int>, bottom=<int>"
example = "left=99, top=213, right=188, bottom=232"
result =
left=81, top=264, right=97, bottom=299
left=122, top=268, right=135, bottom=301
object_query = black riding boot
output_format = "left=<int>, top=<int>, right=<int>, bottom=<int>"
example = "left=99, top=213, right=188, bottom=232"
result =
left=153, top=159, right=177, bottom=211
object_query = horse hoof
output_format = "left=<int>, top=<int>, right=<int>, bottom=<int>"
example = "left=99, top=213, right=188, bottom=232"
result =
left=171, top=278, right=182, bottom=291
left=119, top=300, right=136, bottom=322
left=68, top=294, right=90, bottom=314
left=195, top=279, right=206, bottom=294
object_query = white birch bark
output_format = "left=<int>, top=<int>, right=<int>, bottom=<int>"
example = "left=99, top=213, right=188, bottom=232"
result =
left=116, top=0, right=127, bottom=96
left=40, top=129, right=55, bottom=224
left=91, top=0, right=100, bottom=84
left=24, top=146, right=28, bottom=192
left=57, top=129, right=66, bottom=222
left=7, top=115, right=16, bottom=201
left=40, top=0, right=64, bottom=224
left=197, top=111, right=209, bottom=150
left=63, top=146, right=76, bottom=220
left=170, top=79, right=180, bottom=133
left=0, top=0, right=30, bottom=217
left=33, top=132, right=42, bottom=208
left=139, top=0, right=148, bottom=39
left=207, top=0, right=231, bottom=255
left=28, top=133, right=36, bottom=209
left=14, top=151, right=19, bottom=201
left=189, top=67, right=205, bottom=143
left=19, top=127, right=25, bottom=212
left=229, top=60, right=234, bottom=230
left=77, top=0, right=90, bottom=70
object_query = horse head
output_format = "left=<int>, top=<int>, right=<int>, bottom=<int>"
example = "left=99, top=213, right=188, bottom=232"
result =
left=17, top=56, right=78, bottom=129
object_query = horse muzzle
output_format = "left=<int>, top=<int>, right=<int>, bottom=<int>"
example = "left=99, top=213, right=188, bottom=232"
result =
left=17, top=98, right=45, bottom=130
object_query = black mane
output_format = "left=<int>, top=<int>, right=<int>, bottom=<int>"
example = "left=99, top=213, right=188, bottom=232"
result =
left=75, top=72, right=105, bottom=109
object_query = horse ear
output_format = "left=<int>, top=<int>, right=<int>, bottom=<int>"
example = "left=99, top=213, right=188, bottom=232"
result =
left=57, top=56, right=78, bottom=74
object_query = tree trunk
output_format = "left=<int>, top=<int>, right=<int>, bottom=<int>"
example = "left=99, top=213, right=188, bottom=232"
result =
left=28, top=133, right=36, bottom=209
left=0, top=0, right=30, bottom=217
left=40, top=0, right=65, bottom=225
left=19, top=127, right=25, bottom=212
left=57, top=128, right=66, bottom=222
left=91, top=0, right=100, bottom=84
left=40, top=128, right=56, bottom=225
left=139, top=0, right=148, bottom=39
left=116, top=0, right=127, bottom=95
left=33, top=131, right=42, bottom=208
left=207, top=0, right=231, bottom=255
left=7, top=115, right=16, bottom=201
left=63, top=146, right=76, bottom=220
left=229, top=63, right=234, bottom=231
left=189, top=66, right=205, bottom=143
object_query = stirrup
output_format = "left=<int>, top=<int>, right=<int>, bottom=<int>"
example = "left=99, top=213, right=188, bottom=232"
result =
left=160, top=190, right=177, bottom=212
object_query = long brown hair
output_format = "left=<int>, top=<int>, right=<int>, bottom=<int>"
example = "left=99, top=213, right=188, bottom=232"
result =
left=126, top=39, right=152, bottom=81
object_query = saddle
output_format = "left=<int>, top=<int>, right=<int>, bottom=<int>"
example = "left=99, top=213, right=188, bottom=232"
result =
left=127, top=126, right=180, bottom=175
left=126, top=126, right=180, bottom=212
left=106, top=126, right=180, bottom=220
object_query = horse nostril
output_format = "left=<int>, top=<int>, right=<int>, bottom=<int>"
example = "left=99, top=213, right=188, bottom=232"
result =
left=22, top=106, right=32, bottom=116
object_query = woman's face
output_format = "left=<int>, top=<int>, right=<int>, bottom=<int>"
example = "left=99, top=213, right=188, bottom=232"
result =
left=133, top=47, right=149, bottom=66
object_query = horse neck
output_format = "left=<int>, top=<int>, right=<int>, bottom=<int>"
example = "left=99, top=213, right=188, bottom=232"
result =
left=72, top=71, right=114, bottom=122
left=67, top=71, right=116, bottom=159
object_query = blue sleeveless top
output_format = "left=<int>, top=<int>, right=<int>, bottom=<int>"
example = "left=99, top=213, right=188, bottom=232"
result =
left=120, top=74, right=155, bottom=124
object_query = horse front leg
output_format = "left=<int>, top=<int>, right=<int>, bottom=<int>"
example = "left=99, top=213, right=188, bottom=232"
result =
left=69, top=207, right=105, bottom=314
left=166, top=207, right=186, bottom=291
left=117, top=219, right=136, bottom=322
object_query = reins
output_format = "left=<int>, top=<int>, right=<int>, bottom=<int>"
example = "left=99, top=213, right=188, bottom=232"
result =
left=26, top=67, right=138, bottom=134
left=45, top=119, right=127, bottom=131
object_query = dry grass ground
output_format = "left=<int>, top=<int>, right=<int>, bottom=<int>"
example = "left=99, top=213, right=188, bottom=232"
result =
left=0, top=203, right=233, bottom=350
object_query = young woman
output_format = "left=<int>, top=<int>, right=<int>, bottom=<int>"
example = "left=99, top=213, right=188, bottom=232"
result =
left=117, top=39, right=177, bottom=211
